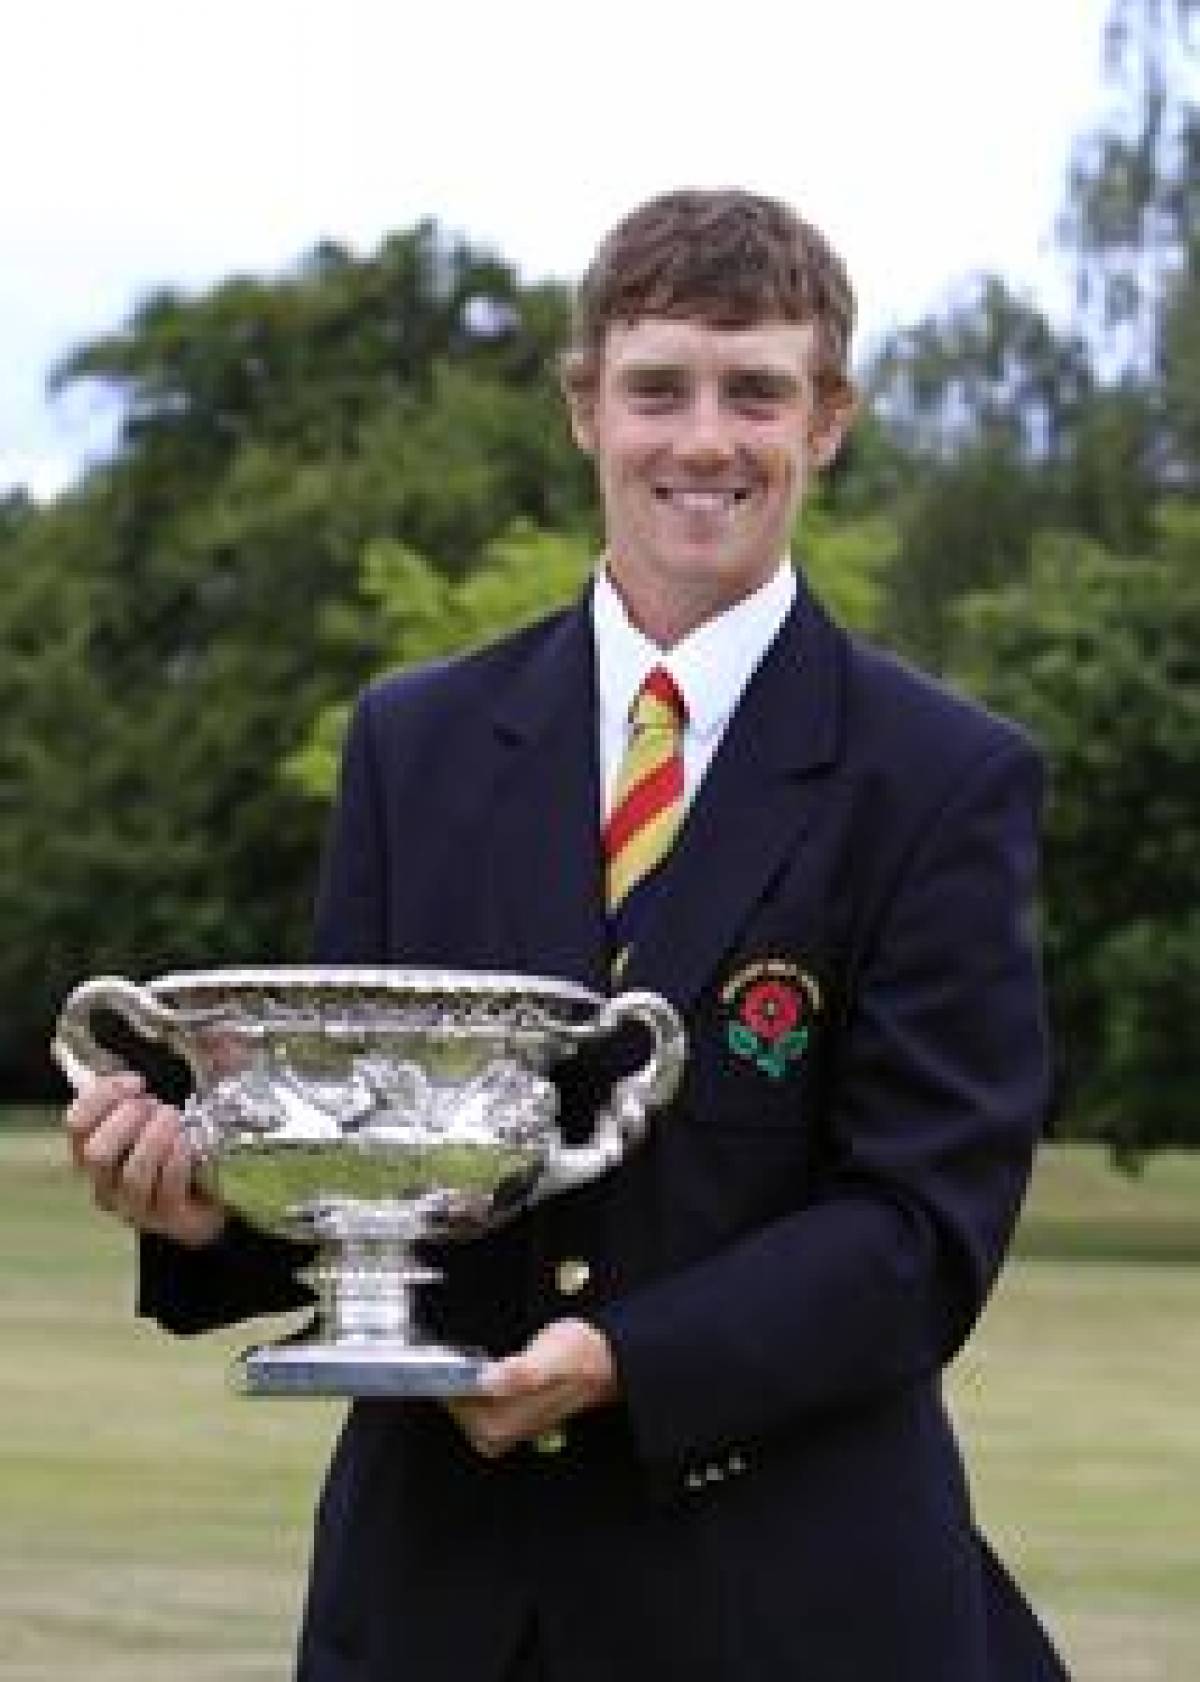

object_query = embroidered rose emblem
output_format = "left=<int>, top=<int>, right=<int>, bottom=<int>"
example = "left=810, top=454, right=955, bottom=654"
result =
left=739, top=980, right=800, bottom=1042
left=724, top=972, right=812, bottom=1080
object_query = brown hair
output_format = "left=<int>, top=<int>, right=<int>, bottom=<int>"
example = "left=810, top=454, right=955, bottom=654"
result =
left=563, top=188, right=856, bottom=403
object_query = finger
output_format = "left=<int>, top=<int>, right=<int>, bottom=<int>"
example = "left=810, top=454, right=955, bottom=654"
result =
left=157, top=1142, right=226, bottom=1246
left=443, top=1399, right=507, bottom=1458
left=157, top=1133, right=195, bottom=1212
left=79, top=1098, right=152, bottom=1179
left=118, top=1105, right=182, bottom=1220
left=65, top=1073, right=145, bottom=1140
left=477, top=1354, right=540, bottom=1400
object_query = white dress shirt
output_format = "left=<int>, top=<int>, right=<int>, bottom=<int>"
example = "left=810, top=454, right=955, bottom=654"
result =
left=591, top=562, right=798, bottom=818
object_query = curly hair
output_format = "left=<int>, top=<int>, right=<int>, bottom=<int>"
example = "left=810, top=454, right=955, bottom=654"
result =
left=564, top=189, right=856, bottom=401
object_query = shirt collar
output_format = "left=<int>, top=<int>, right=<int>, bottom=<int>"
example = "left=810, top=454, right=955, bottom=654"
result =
left=591, top=560, right=797, bottom=740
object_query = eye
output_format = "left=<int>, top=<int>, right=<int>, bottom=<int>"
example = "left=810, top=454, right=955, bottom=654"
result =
left=725, top=372, right=794, bottom=413
left=622, top=370, right=687, bottom=410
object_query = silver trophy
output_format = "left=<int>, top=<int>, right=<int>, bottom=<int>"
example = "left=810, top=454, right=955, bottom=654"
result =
left=53, top=967, right=685, bottom=1397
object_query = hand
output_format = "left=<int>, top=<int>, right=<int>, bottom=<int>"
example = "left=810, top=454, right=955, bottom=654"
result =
left=64, top=1072, right=226, bottom=1247
left=445, top=1318, right=620, bottom=1459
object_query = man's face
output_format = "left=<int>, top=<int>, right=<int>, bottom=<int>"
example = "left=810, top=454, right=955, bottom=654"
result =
left=569, top=316, right=850, bottom=639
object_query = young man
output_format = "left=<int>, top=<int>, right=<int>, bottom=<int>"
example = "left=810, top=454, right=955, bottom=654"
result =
left=66, top=190, right=1069, bottom=1680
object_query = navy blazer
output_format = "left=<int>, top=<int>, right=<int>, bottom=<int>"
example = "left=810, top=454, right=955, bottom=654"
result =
left=140, top=584, right=1069, bottom=1681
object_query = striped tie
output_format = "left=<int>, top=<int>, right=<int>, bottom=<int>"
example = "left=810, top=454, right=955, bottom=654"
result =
left=603, top=667, right=686, bottom=977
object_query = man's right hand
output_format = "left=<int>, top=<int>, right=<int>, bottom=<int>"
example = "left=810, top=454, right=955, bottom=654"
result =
left=64, top=1072, right=226, bottom=1247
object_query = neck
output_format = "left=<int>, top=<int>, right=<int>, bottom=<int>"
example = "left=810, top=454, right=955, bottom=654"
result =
left=604, top=566, right=776, bottom=649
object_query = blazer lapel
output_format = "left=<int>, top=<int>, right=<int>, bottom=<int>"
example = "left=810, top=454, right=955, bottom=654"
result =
left=487, top=599, right=610, bottom=993
left=620, top=588, right=843, bottom=1013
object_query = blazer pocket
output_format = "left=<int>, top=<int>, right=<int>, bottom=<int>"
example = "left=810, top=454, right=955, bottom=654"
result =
left=687, top=1005, right=829, bottom=1137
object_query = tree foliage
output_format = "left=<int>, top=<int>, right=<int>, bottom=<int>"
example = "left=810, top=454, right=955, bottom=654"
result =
left=1058, top=0, right=1199, bottom=381
left=949, top=511, right=1199, bottom=1160
left=2, top=227, right=590, bottom=1091
left=284, top=521, right=593, bottom=800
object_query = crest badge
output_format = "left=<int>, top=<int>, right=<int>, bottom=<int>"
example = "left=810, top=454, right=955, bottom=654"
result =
left=721, top=960, right=822, bottom=1081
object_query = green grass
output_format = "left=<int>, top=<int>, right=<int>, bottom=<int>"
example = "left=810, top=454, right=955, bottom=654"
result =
left=3, top=1118, right=1198, bottom=1679
left=2, top=1120, right=337, bottom=1679
left=948, top=1145, right=1200, bottom=1681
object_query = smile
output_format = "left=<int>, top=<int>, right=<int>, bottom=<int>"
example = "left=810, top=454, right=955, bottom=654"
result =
left=653, top=487, right=752, bottom=510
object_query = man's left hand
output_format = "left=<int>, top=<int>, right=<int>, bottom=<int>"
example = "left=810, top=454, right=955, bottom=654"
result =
left=445, top=1318, right=619, bottom=1459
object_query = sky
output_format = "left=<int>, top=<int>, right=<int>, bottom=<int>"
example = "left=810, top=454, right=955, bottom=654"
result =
left=2, top=0, right=1117, bottom=500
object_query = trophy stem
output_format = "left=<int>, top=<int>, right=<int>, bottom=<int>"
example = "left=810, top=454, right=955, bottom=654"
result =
left=235, top=1231, right=487, bottom=1397
left=311, top=1232, right=429, bottom=1342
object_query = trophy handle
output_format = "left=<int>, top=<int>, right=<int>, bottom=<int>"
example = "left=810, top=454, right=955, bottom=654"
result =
left=534, top=989, right=686, bottom=1199
left=51, top=976, right=201, bottom=1093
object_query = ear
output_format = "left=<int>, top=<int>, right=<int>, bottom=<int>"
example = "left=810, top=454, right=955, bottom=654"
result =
left=808, top=381, right=859, bottom=469
left=559, top=350, right=598, bottom=454
left=568, top=392, right=597, bottom=455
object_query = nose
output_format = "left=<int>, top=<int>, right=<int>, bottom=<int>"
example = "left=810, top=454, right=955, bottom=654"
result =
left=677, top=384, right=732, bottom=462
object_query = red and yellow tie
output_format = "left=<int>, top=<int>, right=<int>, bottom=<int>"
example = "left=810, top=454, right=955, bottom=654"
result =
left=603, top=665, right=687, bottom=919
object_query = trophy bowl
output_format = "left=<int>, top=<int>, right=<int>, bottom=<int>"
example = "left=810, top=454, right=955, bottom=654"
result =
left=53, top=967, right=686, bottom=1397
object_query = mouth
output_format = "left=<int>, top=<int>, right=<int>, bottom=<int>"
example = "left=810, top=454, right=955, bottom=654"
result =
left=653, top=485, right=753, bottom=512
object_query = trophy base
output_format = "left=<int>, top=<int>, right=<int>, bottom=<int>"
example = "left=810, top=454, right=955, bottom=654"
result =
left=236, top=1333, right=486, bottom=1397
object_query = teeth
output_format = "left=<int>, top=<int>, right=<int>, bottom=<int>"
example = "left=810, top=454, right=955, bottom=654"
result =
left=659, top=488, right=747, bottom=509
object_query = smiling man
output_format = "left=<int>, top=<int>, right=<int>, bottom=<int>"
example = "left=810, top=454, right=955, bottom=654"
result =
left=66, top=190, right=1070, bottom=1681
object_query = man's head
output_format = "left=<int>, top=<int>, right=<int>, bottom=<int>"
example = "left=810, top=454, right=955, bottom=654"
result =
left=563, top=190, right=858, bottom=645
left=562, top=188, right=856, bottom=414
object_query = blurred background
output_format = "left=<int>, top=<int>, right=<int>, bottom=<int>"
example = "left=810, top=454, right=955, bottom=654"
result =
left=1, top=1, right=1196, bottom=1677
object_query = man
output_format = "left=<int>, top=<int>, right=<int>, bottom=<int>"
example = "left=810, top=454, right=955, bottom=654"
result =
left=66, top=189, right=1069, bottom=1680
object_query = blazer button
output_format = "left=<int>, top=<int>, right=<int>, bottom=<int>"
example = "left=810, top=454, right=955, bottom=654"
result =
left=728, top=1452, right=746, bottom=1476
left=554, top=1258, right=591, bottom=1297
left=533, top=1428, right=568, bottom=1455
left=684, top=1469, right=705, bottom=1492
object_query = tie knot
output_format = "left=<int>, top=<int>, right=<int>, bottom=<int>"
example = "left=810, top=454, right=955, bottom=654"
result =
left=631, top=666, right=686, bottom=732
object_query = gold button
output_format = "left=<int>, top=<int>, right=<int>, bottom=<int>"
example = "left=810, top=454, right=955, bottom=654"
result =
left=555, top=1258, right=591, bottom=1297
left=533, top=1427, right=568, bottom=1455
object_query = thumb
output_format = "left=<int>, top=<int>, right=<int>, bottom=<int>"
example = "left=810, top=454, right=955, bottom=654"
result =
left=477, top=1351, right=539, bottom=1399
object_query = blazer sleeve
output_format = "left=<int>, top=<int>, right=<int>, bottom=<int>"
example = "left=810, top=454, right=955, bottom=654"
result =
left=592, top=735, right=1049, bottom=1468
left=136, top=694, right=387, bottom=1334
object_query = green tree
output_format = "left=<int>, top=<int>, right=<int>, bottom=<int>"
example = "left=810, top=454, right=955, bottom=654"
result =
left=1058, top=0, right=1199, bottom=380
left=285, top=521, right=593, bottom=800
left=1058, top=0, right=1199, bottom=503
left=2, top=226, right=592, bottom=1094
left=864, top=2, right=1198, bottom=674
left=949, top=509, right=1200, bottom=1159
left=1160, top=236, right=1200, bottom=471
left=796, top=500, right=898, bottom=635
left=864, top=278, right=1117, bottom=666
left=0, top=488, right=34, bottom=545
left=869, top=276, right=1095, bottom=465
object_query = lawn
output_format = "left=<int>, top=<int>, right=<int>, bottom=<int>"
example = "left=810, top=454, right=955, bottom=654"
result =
left=3, top=1116, right=1197, bottom=1680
